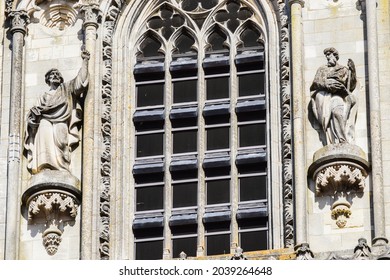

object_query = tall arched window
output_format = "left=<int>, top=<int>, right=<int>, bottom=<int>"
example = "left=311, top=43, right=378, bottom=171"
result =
left=129, top=0, right=273, bottom=260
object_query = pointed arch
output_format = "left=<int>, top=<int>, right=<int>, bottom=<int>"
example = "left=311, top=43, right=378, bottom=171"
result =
left=135, top=30, right=166, bottom=59
left=204, top=23, right=231, bottom=52
left=171, top=26, right=198, bottom=55
left=235, top=20, right=265, bottom=49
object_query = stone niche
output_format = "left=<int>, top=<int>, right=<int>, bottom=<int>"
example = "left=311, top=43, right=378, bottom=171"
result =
left=308, top=143, right=369, bottom=228
left=21, top=170, right=81, bottom=255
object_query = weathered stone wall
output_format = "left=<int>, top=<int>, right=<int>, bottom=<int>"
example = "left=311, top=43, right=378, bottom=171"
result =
left=303, top=0, right=371, bottom=252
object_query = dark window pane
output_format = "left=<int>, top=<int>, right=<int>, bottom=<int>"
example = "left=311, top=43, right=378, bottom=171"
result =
left=205, top=221, right=230, bottom=233
left=207, top=179, right=230, bottom=205
left=207, top=127, right=229, bottom=150
left=134, top=227, right=163, bottom=239
left=237, top=111, right=266, bottom=122
left=140, top=37, right=162, bottom=58
left=239, top=73, right=265, bottom=96
left=173, top=237, right=197, bottom=258
left=175, top=33, right=195, bottom=55
left=238, top=218, right=268, bottom=230
left=137, top=133, right=163, bottom=157
left=241, top=28, right=262, bottom=48
left=239, top=123, right=266, bottom=147
left=173, top=182, right=197, bottom=208
left=173, top=130, right=197, bottom=154
left=240, top=176, right=267, bottom=201
left=207, top=234, right=230, bottom=255
left=137, top=83, right=164, bottom=107
left=207, top=77, right=229, bottom=100
left=171, top=224, right=197, bottom=235
left=171, top=170, right=198, bottom=181
left=136, top=240, right=163, bottom=260
left=135, top=121, right=164, bottom=132
left=240, top=230, right=268, bottom=252
left=134, top=173, right=164, bottom=184
left=173, top=80, right=197, bottom=103
left=136, top=186, right=163, bottom=211
left=208, top=31, right=227, bottom=51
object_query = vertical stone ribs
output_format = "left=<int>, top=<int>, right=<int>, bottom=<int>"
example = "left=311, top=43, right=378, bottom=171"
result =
left=275, top=0, right=294, bottom=248
left=99, top=0, right=124, bottom=260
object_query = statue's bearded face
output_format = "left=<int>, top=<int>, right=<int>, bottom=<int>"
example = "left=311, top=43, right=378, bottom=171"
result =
left=325, top=52, right=337, bottom=67
left=48, top=70, right=62, bottom=87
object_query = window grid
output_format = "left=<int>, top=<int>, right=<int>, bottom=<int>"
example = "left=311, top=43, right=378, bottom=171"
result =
left=131, top=12, right=269, bottom=260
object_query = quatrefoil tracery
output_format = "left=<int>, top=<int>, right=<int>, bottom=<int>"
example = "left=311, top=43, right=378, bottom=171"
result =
left=215, top=1, right=253, bottom=32
left=148, top=6, right=185, bottom=40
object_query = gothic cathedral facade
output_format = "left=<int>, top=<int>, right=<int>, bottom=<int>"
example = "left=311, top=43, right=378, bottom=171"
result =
left=0, top=0, right=390, bottom=260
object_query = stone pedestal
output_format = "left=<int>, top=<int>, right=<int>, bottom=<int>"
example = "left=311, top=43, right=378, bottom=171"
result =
left=21, top=170, right=82, bottom=255
left=308, top=144, right=369, bottom=228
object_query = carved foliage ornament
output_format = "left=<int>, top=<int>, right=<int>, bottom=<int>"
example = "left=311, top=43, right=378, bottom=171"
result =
left=27, top=192, right=79, bottom=221
left=25, top=190, right=80, bottom=255
left=9, top=10, right=30, bottom=34
left=308, top=144, right=369, bottom=228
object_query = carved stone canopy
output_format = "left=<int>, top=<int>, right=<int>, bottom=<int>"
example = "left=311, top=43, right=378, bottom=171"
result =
left=308, top=143, right=369, bottom=228
left=22, top=170, right=81, bottom=255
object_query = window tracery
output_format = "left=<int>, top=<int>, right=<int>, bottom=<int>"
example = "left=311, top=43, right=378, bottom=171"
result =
left=129, top=0, right=270, bottom=260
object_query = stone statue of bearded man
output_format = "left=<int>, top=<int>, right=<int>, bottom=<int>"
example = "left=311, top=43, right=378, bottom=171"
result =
left=310, top=47, right=358, bottom=145
left=24, top=49, right=90, bottom=174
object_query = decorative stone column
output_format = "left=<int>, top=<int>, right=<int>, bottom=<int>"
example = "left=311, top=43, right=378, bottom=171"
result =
left=5, top=10, right=29, bottom=260
left=289, top=0, right=307, bottom=245
left=80, top=3, right=101, bottom=260
left=365, top=0, right=387, bottom=243
left=308, top=144, right=369, bottom=228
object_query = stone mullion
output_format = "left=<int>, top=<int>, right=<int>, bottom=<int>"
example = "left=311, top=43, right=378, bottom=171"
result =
left=163, top=49, right=173, bottom=259
left=81, top=4, right=101, bottom=260
left=230, top=36, right=239, bottom=254
left=5, top=10, right=29, bottom=260
left=197, top=37, right=206, bottom=257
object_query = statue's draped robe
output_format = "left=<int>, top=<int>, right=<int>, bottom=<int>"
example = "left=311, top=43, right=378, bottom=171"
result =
left=310, top=64, right=357, bottom=144
left=24, top=72, right=88, bottom=174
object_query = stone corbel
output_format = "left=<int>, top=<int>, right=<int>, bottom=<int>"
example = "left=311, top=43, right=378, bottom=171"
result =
left=308, top=144, right=369, bottom=228
left=22, top=170, right=82, bottom=255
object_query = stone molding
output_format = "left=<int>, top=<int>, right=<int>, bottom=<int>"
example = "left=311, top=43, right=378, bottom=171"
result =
left=274, top=0, right=294, bottom=248
left=98, top=0, right=125, bottom=260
